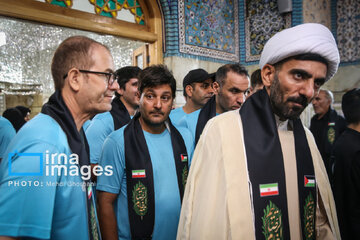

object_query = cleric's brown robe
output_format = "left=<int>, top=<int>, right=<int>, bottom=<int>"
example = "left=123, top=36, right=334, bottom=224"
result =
left=177, top=110, right=340, bottom=240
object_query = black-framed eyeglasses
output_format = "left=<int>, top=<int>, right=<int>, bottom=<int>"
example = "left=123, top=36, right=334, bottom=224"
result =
left=63, top=69, right=116, bottom=86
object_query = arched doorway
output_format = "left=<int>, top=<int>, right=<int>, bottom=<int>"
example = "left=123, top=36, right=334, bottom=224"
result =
left=0, top=0, right=163, bottom=64
left=0, top=0, right=163, bottom=115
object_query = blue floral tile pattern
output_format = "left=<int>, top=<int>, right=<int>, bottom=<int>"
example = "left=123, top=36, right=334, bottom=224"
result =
left=336, top=0, right=360, bottom=63
left=244, top=0, right=291, bottom=62
left=178, top=0, right=239, bottom=62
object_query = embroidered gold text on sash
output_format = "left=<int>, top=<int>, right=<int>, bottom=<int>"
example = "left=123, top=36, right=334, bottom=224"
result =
left=327, top=127, right=335, bottom=144
left=262, top=201, right=283, bottom=240
left=303, top=193, right=315, bottom=240
left=182, top=166, right=188, bottom=188
left=132, top=181, right=148, bottom=220
left=90, top=203, right=99, bottom=240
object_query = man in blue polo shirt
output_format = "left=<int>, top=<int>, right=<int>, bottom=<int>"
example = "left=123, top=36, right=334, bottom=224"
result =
left=170, top=68, right=214, bottom=126
left=179, top=63, right=250, bottom=145
left=0, top=36, right=118, bottom=240
left=0, top=116, right=15, bottom=162
left=97, top=65, right=194, bottom=240
left=86, top=66, right=141, bottom=164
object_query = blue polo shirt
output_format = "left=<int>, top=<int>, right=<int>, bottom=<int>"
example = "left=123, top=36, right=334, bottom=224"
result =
left=86, top=112, right=115, bottom=164
left=0, top=113, right=89, bottom=239
left=97, top=124, right=194, bottom=240
left=83, top=119, right=92, bottom=131
left=169, top=107, right=186, bottom=127
left=0, top=116, right=16, bottom=161
left=177, top=109, right=201, bottom=141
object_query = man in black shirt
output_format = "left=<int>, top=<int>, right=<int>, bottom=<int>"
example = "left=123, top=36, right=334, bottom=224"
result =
left=332, top=88, right=360, bottom=240
left=310, top=89, right=346, bottom=175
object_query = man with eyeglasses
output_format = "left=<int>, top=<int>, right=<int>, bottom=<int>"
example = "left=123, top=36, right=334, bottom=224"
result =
left=86, top=66, right=141, bottom=165
left=178, top=63, right=250, bottom=145
left=0, top=36, right=118, bottom=240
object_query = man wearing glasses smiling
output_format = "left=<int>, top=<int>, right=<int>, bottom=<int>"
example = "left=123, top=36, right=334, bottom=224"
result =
left=0, top=36, right=118, bottom=240
left=86, top=66, right=141, bottom=166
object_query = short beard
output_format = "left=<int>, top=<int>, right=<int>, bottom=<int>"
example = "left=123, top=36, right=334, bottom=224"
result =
left=141, top=110, right=167, bottom=127
left=142, top=116, right=165, bottom=128
left=269, top=74, right=308, bottom=120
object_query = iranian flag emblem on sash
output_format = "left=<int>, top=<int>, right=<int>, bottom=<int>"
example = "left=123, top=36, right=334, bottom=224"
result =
left=132, top=169, right=146, bottom=178
left=87, top=185, right=93, bottom=200
left=260, top=183, right=279, bottom=197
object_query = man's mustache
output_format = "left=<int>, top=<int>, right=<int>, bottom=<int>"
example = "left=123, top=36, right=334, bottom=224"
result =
left=287, top=95, right=308, bottom=108
left=150, top=111, right=164, bottom=115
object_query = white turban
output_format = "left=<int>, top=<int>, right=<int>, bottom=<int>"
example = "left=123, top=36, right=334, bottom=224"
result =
left=259, top=23, right=340, bottom=82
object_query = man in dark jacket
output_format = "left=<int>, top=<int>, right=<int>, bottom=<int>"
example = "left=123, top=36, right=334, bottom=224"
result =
left=310, top=89, right=346, bottom=175
left=332, top=88, right=360, bottom=240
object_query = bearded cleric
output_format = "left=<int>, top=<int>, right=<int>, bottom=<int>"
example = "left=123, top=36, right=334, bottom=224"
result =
left=177, top=23, right=341, bottom=240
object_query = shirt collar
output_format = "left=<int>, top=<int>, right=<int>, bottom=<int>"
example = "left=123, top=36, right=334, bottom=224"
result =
left=274, top=114, right=293, bottom=131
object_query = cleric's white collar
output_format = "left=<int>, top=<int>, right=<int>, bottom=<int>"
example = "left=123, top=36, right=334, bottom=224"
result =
left=274, top=115, right=293, bottom=131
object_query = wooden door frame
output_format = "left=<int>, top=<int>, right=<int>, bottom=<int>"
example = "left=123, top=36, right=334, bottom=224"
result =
left=133, top=44, right=149, bottom=69
left=0, top=0, right=163, bottom=64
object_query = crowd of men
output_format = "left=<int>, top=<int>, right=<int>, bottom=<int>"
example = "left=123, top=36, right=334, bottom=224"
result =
left=0, top=23, right=359, bottom=240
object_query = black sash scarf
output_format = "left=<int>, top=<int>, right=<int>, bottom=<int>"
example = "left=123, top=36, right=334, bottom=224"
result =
left=240, top=89, right=317, bottom=240
left=195, top=95, right=216, bottom=145
left=41, top=90, right=100, bottom=240
left=124, top=112, right=188, bottom=239
left=110, top=97, right=131, bottom=130
left=324, top=109, right=341, bottom=153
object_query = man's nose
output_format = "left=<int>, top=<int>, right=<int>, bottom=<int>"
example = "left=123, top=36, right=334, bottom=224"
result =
left=300, top=80, right=315, bottom=102
left=207, top=87, right=215, bottom=95
left=109, top=80, right=119, bottom=91
left=153, top=97, right=162, bottom=109
left=237, top=93, right=246, bottom=105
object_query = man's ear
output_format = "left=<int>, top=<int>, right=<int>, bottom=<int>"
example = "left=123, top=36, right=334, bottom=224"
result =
left=326, top=97, right=332, bottom=106
left=212, top=81, right=220, bottom=94
left=261, top=64, right=276, bottom=88
left=117, top=87, right=124, bottom=96
left=185, top=85, right=193, bottom=98
left=66, top=68, right=81, bottom=92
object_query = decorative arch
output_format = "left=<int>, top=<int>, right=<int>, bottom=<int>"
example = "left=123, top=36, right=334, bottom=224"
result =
left=0, top=0, right=163, bottom=64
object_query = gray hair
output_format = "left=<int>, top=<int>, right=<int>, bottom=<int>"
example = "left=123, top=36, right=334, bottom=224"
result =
left=320, top=89, right=334, bottom=104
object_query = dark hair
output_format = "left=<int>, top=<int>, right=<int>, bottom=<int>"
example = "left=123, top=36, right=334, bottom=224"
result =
left=116, top=66, right=141, bottom=89
left=342, top=88, right=360, bottom=124
left=274, top=53, right=329, bottom=71
left=250, top=69, right=262, bottom=89
left=138, top=65, right=176, bottom=98
left=15, top=106, right=31, bottom=118
left=51, top=36, right=110, bottom=90
left=182, top=68, right=214, bottom=97
left=216, top=64, right=249, bottom=86
left=2, top=107, right=26, bottom=132
left=114, top=66, right=141, bottom=97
